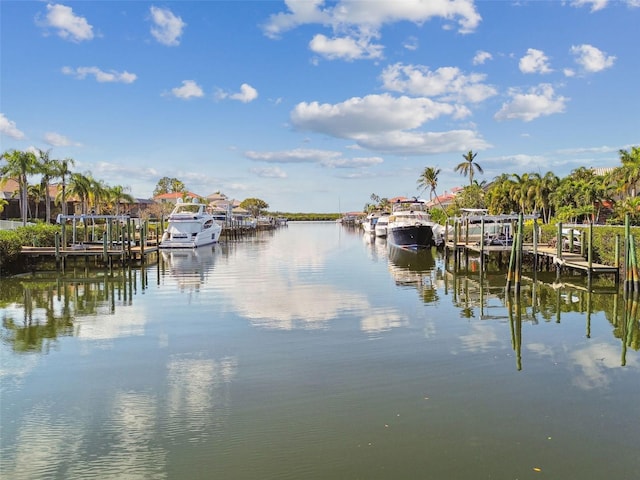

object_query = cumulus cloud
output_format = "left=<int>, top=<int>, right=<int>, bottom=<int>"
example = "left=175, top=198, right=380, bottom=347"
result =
left=519, top=48, right=553, bottom=74
left=570, top=0, right=610, bottom=11
left=495, top=84, right=568, bottom=122
left=246, top=148, right=383, bottom=169
left=250, top=166, right=288, bottom=178
left=36, top=3, right=94, bottom=42
left=169, top=80, right=204, bottom=99
left=61, top=66, right=137, bottom=83
left=263, top=0, right=481, bottom=60
left=44, top=132, right=80, bottom=147
left=309, top=33, right=383, bottom=60
left=472, top=50, right=492, bottom=65
left=231, top=84, right=259, bottom=103
left=570, top=44, right=616, bottom=72
left=289, top=93, right=489, bottom=155
left=380, top=63, right=497, bottom=103
left=149, top=6, right=186, bottom=46
left=291, top=93, right=462, bottom=138
left=353, top=129, right=491, bottom=155
left=216, top=84, right=259, bottom=103
left=0, top=114, right=26, bottom=140
left=245, top=148, right=342, bottom=164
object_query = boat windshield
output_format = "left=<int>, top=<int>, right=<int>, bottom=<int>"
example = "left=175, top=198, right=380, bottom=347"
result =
left=173, top=204, right=202, bottom=214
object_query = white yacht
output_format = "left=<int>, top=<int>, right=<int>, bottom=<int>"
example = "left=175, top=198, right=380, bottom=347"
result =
left=160, top=199, right=222, bottom=248
left=375, top=213, right=389, bottom=238
left=387, top=199, right=439, bottom=251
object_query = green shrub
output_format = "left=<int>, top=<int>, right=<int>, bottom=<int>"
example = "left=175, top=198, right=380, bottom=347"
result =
left=0, top=230, right=23, bottom=272
left=15, top=224, right=61, bottom=247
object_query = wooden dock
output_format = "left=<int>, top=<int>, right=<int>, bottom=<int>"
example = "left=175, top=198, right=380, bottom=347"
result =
left=21, top=244, right=159, bottom=268
left=446, top=240, right=619, bottom=281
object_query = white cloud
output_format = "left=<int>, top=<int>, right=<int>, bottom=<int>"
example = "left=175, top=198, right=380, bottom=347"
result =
left=246, top=149, right=381, bottom=169
left=472, top=50, right=492, bottom=65
left=37, top=3, right=94, bottom=42
left=321, top=156, right=384, bottom=168
left=571, top=0, right=640, bottom=8
left=0, top=113, right=26, bottom=140
left=230, top=83, right=259, bottom=103
left=380, top=63, right=497, bottom=103
left=495, top=84, right=568, bottom=122
left=250, top=166, right=288, bottom=178
left=291, top=93, right=460, bottom=138
left=519, top=48, right=553, bottom=74
left=245, top=148, right=342, bottom=164
left=290, top=93, right=490, bottom=155
left=263, top=0, right=482, bottom=53
left=149, top=6, right=186, bottom=46
left=353, top=129, right=491, bottom=155
left=570, top=0, right=610, bottom=11
left=169, top=80, right=204, bottom=99
left=44, top=132, right=79, bottom=147
left=570, top=44, right=616, bottom=73
left=403, top=36, right=418, bottom=51
left=309, top=33, right=383, bottom=60
left=61, top=66, right=137, bottom=83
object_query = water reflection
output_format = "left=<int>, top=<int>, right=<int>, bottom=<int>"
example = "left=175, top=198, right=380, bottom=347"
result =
left=387, top=245, right=443, bottom=304
left=160, top=245, right=219, bottom=292
left=445, top=268, right=640, bottom=373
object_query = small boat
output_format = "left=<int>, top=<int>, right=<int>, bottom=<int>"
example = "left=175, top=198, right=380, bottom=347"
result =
left=362, top=211, right=382, bottom=235
left=160, top=199, right=222, bottom=248
left=386, top=199, right=438, bottom=251
left=375, top=213, right=389, bottom=238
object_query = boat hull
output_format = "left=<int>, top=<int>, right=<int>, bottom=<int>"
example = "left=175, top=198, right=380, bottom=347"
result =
left=387, top=224, right=435, bottom=250
left=159, top=225, right=222, bottom=249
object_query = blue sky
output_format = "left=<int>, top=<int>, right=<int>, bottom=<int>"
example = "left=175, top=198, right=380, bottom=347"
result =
left=1, top=1, right=639, bottom=213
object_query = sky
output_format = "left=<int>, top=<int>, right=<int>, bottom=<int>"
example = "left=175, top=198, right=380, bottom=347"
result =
left=1, top=1, right=639, bottom=213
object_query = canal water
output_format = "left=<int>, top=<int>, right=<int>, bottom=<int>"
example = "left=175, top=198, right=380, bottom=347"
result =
left=1, top=222, right=638, bottom=479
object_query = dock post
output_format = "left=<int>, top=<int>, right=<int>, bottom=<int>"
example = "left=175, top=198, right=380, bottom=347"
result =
left=54, top=231, right=61, bottom=270
left=480, top=218, right=485, bottom=270
left=587, top=222, right=593, bottom=284
left=532, top=218, right=539, bottom=271
left=556, top=222, right=563, bottom=280
left=514, top=213, right=523, bottom=294
left=103, top=233, right=108, bottom=264
left=506, top=229, right=517, bottom=292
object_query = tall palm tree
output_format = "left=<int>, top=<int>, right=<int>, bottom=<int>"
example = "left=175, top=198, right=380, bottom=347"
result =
left=67, top=172, right=93, bottom=215
left=88, top=177, right=109, bottom=214
left=617, top=146, right=640, bottom=197
left=109, top=185, right=135, bottom=216
left=536, top=171, right=560, bottom=223
left=27, top=183, right=47, bottom=221
left=417, top=166, right=440, bottom=201
left=52, top=157, right=75, bottom=216
left=455, top=150, right=483, bottom=187
left=36, top=148, right=57, bottom=223
left=0, top=149, right=39, bottom=225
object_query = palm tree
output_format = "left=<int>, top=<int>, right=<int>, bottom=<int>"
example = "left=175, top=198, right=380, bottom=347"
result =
left=417, top=166, right=440, bottom=201
left=27, top=183, right=47, bottom=221
left=88, top=177, right=109, bottom=214
left=536, top=172, right=560, bottom=223
left=36, top=149, right=57, bottom=223
left=67, top=172, right=93, bottom=215
left=455, top=150, right=483, bottom=187
left=109, top=185, right=135, bottom=216
left=52, top=157, right=75, bottom=216
left=0, top=149, right=39, bottom=225
left=616, top=146, right=640, bottom=197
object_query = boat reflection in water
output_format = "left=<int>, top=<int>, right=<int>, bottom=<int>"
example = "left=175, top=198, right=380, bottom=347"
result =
left=160, top=244, right=220, bottom=291
left=387, top=244, right=441, bottom=303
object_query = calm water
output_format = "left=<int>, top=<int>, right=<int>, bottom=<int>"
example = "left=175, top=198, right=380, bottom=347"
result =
left=1, top=222, right=638, bottom=480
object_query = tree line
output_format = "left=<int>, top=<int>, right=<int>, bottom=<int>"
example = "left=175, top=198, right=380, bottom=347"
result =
left=1, top=149, right=135, bottom=225
left=411, top=146, right=640, bottom=225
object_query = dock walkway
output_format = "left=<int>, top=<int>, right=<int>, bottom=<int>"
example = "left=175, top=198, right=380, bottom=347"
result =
left=446, top=241, right=619, bottom=280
